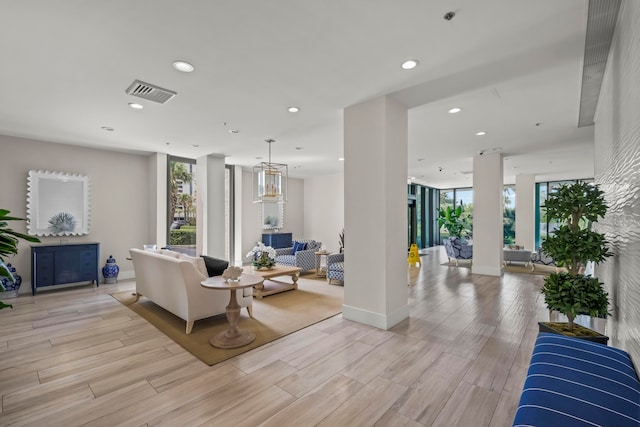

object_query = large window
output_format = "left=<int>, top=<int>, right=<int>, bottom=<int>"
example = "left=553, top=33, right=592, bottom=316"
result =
left=438, top=188, right=473, bottom=242
left=408, top=184, right=439, bottom=249
left=168, top=157, right=197, bottom=255
left=504, top=186, right=516, bottom=245
left=535, top=179, right=593, bottom=249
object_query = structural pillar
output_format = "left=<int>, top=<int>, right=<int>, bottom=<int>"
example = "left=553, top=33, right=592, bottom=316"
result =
left=149, top=153, right=167, bottom=248
left=471, top=152, right=504, bottom=276
left=343, top=95, right=409, bottom=329
left=196, top=154, right=226, bottom=258
left=515, top=174, right=536, bottom=251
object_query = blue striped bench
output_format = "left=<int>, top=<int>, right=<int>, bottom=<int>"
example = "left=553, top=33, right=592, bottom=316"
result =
left=513, top=333, right=640, bottom=426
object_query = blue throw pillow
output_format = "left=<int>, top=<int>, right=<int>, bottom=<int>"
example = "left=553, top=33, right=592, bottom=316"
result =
left=291, top=241, right=307, bottom=255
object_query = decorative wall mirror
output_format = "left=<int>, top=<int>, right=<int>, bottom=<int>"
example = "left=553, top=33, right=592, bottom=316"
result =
left=27, top=170, right=91, bottom=236
left=262, top=203, right=284, bottom=230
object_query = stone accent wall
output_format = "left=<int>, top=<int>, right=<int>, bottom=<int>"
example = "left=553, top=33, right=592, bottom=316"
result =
left=594, top=0, right=640, bottom=362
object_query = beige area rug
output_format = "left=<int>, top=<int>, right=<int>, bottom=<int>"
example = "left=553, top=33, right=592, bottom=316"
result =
left=441, top=261, right=553, bottom=275
left=111, top=277, right=343, bottom=366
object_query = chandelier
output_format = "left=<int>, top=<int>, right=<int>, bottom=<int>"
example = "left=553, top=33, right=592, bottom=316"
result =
left=253, top=139, right=288, bottom=203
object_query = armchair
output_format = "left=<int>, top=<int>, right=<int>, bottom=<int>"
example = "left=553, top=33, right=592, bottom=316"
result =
left=326, top=253, right=344, bottom=285
left=443, top=237, right=473, bottom=266
left=274, top=239, right=322, bottom=272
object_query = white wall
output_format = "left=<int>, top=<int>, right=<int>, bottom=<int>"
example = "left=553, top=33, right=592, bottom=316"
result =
left=240, top=169, right=304, bottom=263
left=304, top=173, right=344, bottom=253
left=1, top=135, right=151, bottom=291
left=593, top=0, right=640, bottom=362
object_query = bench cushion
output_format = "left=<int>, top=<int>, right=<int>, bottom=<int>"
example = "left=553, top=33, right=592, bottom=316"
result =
left=514, top=333, right=640, bottom=426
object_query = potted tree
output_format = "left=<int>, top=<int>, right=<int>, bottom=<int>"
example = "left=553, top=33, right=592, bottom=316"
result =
left=437, top=205, right=470, bottom=240
left=1, top=209, right=40, bottom=309
left=539, top=182, right=612, bottom=344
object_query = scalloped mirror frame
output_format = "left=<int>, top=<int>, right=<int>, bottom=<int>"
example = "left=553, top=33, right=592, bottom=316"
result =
left=27, top=170, right=91, bottom=236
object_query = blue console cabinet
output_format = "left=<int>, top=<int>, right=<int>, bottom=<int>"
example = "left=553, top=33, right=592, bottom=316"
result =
left=262, top=233, right=292, bottom=249
left=31, top=242, right=100, bottom=295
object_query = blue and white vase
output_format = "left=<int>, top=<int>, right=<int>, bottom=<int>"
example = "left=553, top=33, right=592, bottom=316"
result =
left=0, top=263, right=22, bottom=298
left=102, top=256, right=119, bottom=284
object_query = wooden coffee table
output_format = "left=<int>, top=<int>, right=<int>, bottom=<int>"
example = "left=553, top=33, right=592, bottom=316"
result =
left=244, top=265, right=302, bottom=299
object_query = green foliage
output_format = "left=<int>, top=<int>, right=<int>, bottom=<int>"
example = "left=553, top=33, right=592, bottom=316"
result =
left=541, top=182, right=612, bottom=276
left=541, top=272, right=609, bottom=329
left=338, top=228, right=344, bottom=253
left=0, top=209, right=41, bottom=310
left=540, top=182, right=611, bottom=330
left=170, top=228, right=196, bottom=246
left=437, top=205, right=470, bottom=238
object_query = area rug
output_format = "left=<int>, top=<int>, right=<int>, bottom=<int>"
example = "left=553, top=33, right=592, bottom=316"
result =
left=440, top=261, right=552, bottom=275
left=111, top=277, right=343, bottom=366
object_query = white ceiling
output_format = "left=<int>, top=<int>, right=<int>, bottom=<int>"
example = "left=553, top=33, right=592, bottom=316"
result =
left=0, top=0, right=594, bottom=188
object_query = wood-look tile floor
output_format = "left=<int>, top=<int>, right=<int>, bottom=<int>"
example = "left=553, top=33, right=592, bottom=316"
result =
left=0, top=247, right=563, bottom=426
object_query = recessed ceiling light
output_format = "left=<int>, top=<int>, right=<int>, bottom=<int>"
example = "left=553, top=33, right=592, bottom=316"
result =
left=338, top=157, right=344, bottom=161
left=101, top=126, right=114, bottom=132
left=229, top=129, right=239, bottom=134
left=401, top=59, right=419, bottom=70
left=288, top=106, right=300, bottom=113
left=475, top=131, right=487, bottom=136
left=172, top=60, right=194, bottom=73
left=448, top=107, right=461, bottom=114
left=128, top=102, right=143, bottom=109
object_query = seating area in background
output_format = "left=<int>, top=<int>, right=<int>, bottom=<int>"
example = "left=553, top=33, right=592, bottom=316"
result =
left=326, top=252, right=344, bottom=285
left=443, top=237, right=473, bottom=266
left=274, top=239, right=322, bottom=272
left=530, top=247, right=557, bottom=271
left=503, top=246, right=532, bottom=266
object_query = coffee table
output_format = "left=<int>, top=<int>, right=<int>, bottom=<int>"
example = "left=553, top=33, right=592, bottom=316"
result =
left=201, top=274, right=263, bottom=348
left=244, top=265, right=302, bottom=299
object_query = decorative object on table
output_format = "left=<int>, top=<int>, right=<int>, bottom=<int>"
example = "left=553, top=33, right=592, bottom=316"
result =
left=246, top=242, right=276, bottom=270
left=102, top=255, right=120, bottom=284
left=143, top=244, right=157, bottom=251
left=0, top=263, right=22, bottom=298
left=48, top=212, right=77, bottom=234
left=252, top=138, right=288, bottom=204
left=26, top=170, right=91, bottom=236
left=222, top=266, right=243, bottom=282
left=539, top=181, right=612, bottom=341
left=0, top=209, right=40, bottom=309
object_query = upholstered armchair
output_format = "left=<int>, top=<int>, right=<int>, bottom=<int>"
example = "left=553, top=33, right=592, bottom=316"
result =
left=326, top=253, right=344, bottom=285
left=274, top=239, right=322, bottom=272
left=443, top=237, right=473, bottom=266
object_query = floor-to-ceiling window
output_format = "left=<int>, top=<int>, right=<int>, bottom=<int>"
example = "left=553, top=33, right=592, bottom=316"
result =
left=167, top=156, right=197, bottom=255
left=504, top=186, right=516, bottom=245
left=438, top=187, right=473, bottom=243
left=408, top=183, right=439, bottom=249
left=535, top=179, right=593, bottom=249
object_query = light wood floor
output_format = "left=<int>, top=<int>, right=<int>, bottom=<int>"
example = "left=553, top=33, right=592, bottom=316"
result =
left=0, top=247, right=575, bottom=426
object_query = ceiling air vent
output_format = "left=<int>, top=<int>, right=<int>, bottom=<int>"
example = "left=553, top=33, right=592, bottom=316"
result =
left=125, top=80, right=177, bottom=104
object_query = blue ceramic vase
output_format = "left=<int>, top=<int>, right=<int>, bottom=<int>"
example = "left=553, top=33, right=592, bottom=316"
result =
left=102, top=256, right=119, bottom=284
left=0, top=263, right=22, bottom=298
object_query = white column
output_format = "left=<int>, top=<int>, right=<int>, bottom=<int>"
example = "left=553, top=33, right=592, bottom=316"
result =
left=149, top=153, right=167, bottom=248
left=471, top=152, right=504, bottom=276
left=343, top=95, right=409, bottom=329
left=233, top=165, right=244, bottom=266
left=196, top=155, right=226, bottom=258
left=515, top=174, right=536, bottom=251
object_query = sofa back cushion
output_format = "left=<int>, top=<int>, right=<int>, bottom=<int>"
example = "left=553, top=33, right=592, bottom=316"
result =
left=179, top=254, right=208, bottom=277
left=291, top=241, right=307, bottom=255
left=200, top=255, right=229, bottom=277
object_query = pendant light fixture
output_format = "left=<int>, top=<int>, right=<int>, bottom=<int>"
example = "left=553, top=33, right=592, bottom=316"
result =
left=253, top=139, right=288, bottom=203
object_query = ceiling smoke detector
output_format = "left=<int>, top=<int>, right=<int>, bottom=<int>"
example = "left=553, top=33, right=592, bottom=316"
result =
left=125, top=80, right=177, bottom=104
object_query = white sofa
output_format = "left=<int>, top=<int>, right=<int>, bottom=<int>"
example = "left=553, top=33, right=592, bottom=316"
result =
left=129, top=248, right=253, bottom=334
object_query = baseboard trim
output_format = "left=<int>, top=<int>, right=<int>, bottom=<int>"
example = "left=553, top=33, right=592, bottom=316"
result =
left=342, top=303, right=409, bottom=330
left=471, top=264, right=504, bottom=276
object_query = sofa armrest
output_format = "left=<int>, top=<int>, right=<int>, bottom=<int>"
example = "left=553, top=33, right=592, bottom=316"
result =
left=327, top=253, right=344, bottom=264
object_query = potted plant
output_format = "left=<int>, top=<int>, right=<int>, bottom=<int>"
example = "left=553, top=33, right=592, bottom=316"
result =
left=437, top=205, right=471, bottom=239
left=539, top=182, right=612, bottom=343
left=246, top=242, right=276, bottom=270
left=1, top=209, right=40, bottom=309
